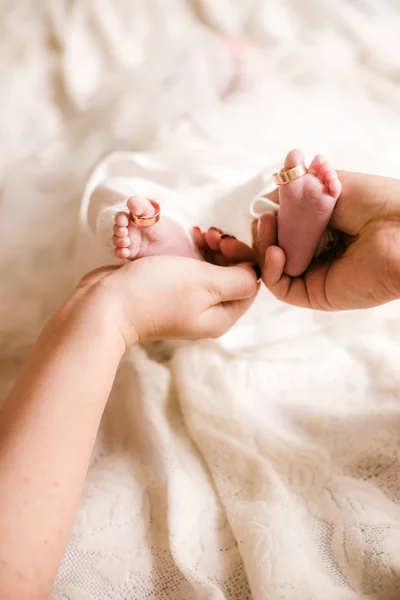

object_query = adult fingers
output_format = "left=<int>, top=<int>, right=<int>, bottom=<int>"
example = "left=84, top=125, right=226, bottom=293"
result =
left=192, top=226, right=214, bottom=262
left=192, top=226, right=207, bottom=249
left=205, top=227, right=223, bottom=251
left=219, top=237, right=255, bottom=263
left=253, top=213, right=278, bottom=268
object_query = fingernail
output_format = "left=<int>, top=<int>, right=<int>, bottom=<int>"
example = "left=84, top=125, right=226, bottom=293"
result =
left=220, top=234, right=236, bottom=240
left=192, top=226, right=201, bottom=233
left=210, top=227, right=223, bottom=234
left=252, top=263, right=262, bottom=280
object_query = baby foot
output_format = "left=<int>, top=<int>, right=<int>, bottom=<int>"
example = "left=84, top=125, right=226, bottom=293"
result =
left=278, top=149, right=341, bottom=277
left=112, top=196, right=200, bottom=261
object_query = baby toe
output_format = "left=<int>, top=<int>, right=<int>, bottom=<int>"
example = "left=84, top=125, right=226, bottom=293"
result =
left=328, top=177, right=342, bottom=199
left=115, top=247, right=131, bottom=260
left=115, top=211, right=130, bottom=227
left=317, top=166, right=328, bottom=183
left=126, top=223, right=143, bottom=257
left=324, top=170, right=336, bottom=182
left=113, top=224, right=128, bottom=237
left=319, top=160, right=332, bottom=176
left=319, top=162, right=341, bottom=197
left=127, top=195, right=156, bottom=219
left=284, top=148, right=305, bottom=170
left=308, top=154, right=326, bottom=176
left=112, top=234, right=130, bottom=248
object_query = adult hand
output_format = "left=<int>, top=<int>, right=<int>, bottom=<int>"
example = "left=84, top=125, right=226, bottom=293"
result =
left=254, top=171, right=400, bottom=310
left=66, top=256, right=259, bottom=347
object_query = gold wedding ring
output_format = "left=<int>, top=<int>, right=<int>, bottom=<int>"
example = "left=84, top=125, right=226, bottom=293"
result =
left=273, top=162, right=308, bottom=186
left=129, top=198, right=161, bottom=227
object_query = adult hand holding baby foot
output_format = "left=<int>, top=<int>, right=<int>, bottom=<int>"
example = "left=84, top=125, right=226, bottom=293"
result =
left=256, top=170, right=400, bottom=310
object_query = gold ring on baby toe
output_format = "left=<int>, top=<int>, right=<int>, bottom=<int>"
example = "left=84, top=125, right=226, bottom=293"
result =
left=129, top=198, right=161, bottom=227
left=273, top=162, right=308, bottom=186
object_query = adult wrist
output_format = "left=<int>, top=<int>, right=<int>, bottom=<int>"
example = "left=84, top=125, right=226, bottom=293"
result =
left=49, top=292, right=132, bottom=358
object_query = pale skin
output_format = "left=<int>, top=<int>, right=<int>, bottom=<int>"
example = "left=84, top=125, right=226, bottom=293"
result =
left=0, top=258, right=259, bottom=600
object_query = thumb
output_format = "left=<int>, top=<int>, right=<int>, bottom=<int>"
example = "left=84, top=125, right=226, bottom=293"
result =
left=254, top=213, right=278, bottom=268
left=202, top=263, right=260, bottom=337
left=206, top=262, right=260, bottom=304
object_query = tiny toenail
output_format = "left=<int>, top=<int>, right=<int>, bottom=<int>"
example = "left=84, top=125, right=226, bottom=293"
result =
left=252, top=263, right=262, bottom=281
left=210, top=227, right=223, bottom=234
left=221, top=234, right=236, bottom=240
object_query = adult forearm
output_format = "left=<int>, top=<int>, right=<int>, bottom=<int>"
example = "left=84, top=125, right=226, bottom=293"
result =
left=0, top=305, right=126, bottom=599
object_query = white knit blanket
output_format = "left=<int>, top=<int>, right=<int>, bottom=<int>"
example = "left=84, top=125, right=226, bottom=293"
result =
left=2, top=1, right=400, bottom=598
